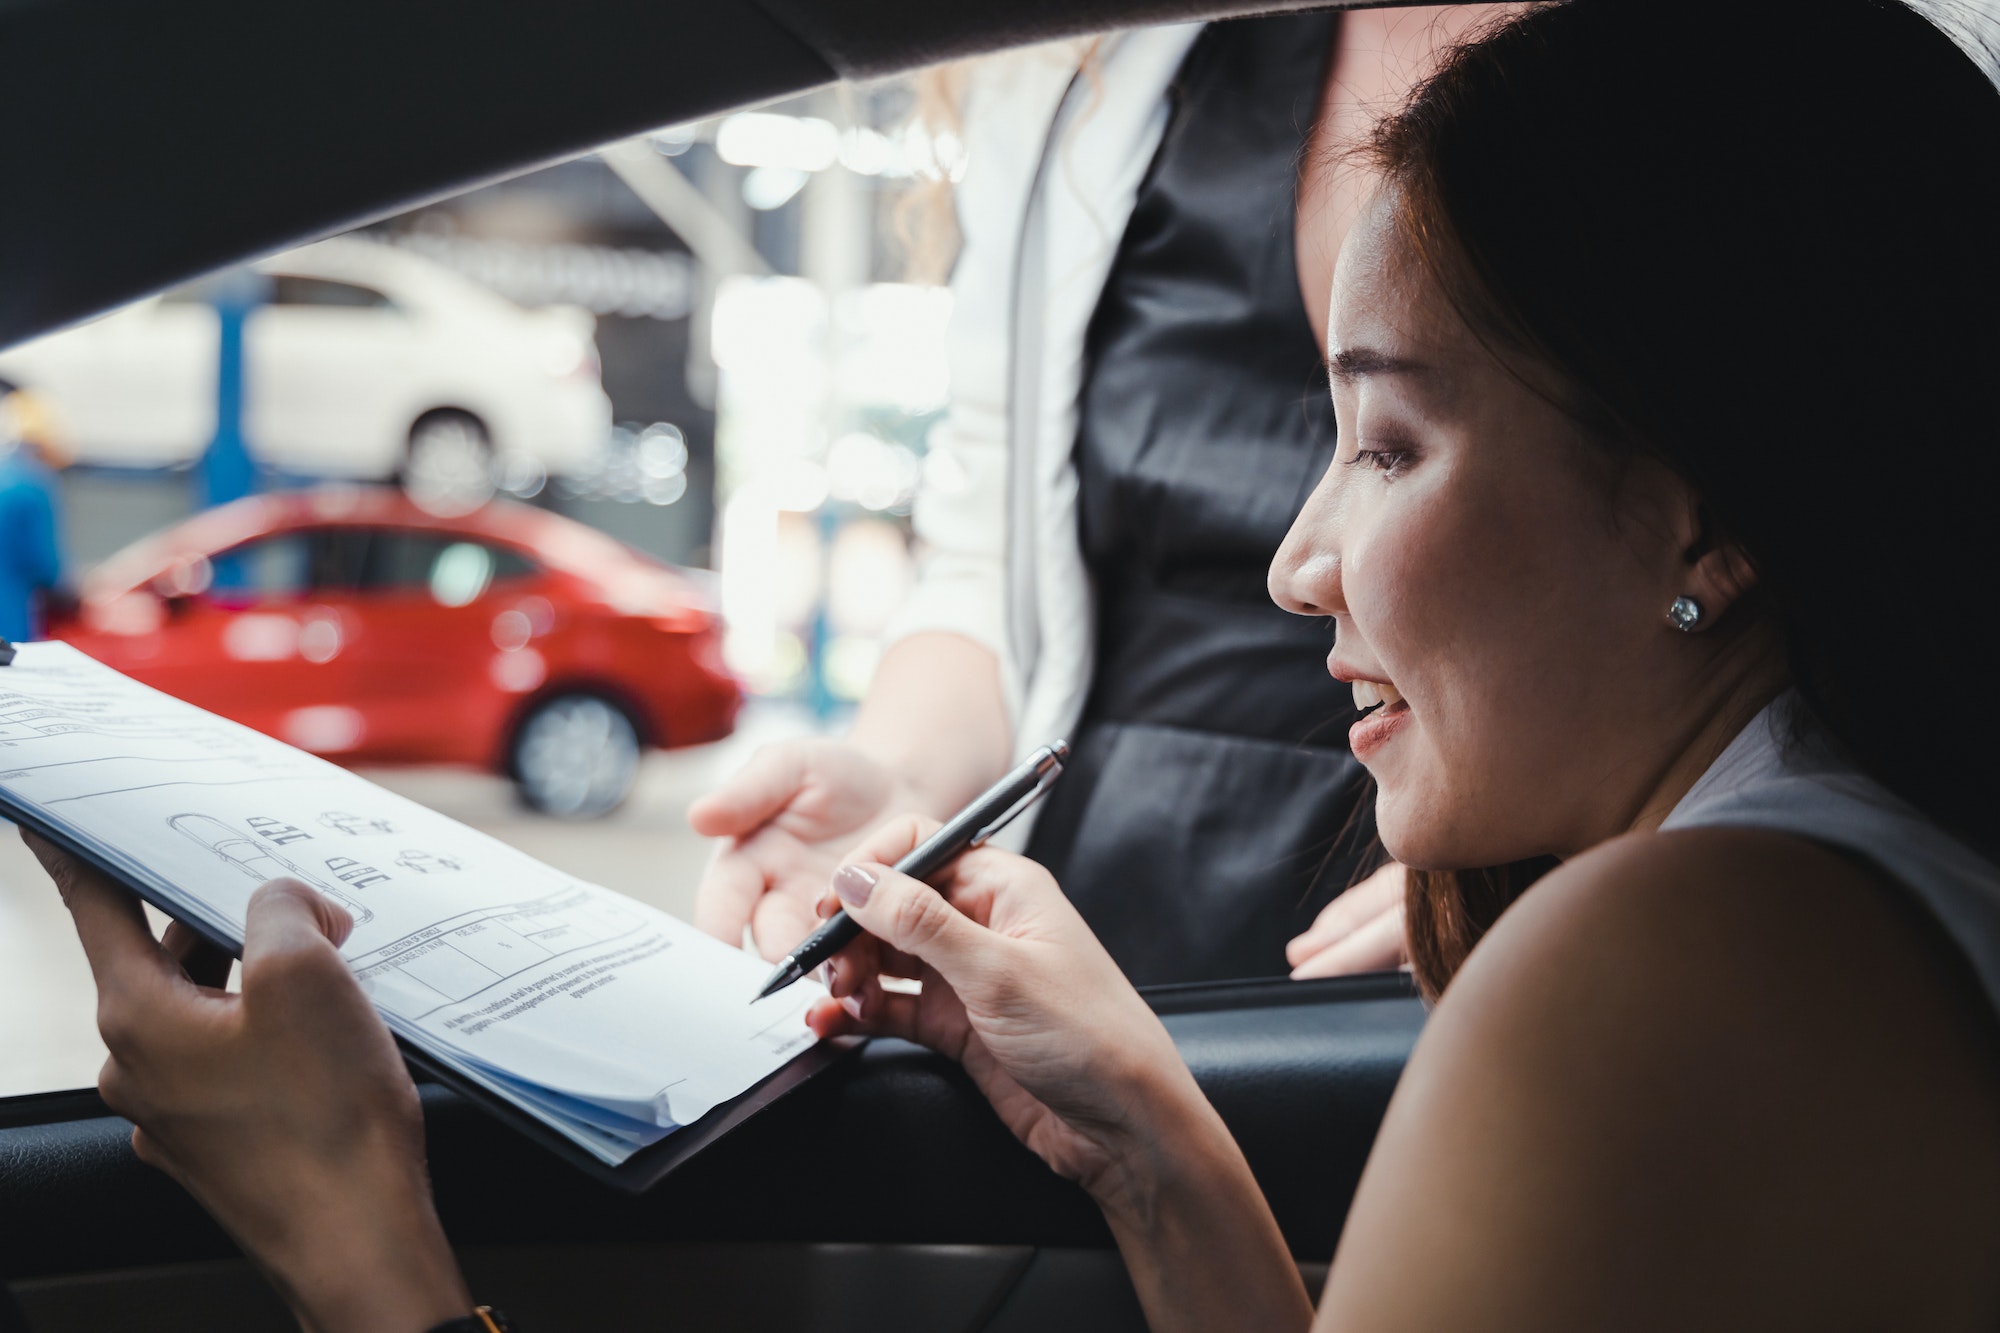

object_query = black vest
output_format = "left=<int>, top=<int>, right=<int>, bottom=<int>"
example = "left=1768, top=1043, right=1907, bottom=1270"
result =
left=1024, top=13, right=1373, bottom=986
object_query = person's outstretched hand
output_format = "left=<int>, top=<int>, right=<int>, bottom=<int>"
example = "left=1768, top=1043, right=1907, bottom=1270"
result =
left=802, top=816, right=1212, bottom=1201
left=25, top=831, right=472, bottom=1333
left=1285, top=860, right=1410, bottom=978
left=688, top=739, right=920, bottom=961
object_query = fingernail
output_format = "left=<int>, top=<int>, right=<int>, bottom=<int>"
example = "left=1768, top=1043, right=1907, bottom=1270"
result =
left=840, top=994, right=865, bottom=1019
left=833, top=864, right=877, bottom=908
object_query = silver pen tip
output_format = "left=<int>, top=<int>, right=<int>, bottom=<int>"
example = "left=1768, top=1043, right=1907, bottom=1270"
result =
left=753, top=954, right=799, bottom=1002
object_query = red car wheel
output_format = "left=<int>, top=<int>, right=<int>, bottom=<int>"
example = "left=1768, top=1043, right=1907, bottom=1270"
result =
left=509, top=692, right=641, bottom=818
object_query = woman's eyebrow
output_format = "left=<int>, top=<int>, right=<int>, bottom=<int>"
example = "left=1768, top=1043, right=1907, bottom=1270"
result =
left=1327, top=346, right=1429, bottom=383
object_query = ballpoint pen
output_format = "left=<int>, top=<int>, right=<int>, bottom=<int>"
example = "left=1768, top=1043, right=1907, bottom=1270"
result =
left=753, top=740, right=1070, bottom=1001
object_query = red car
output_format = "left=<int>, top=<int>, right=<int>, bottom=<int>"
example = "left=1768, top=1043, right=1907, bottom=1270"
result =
left=51, top=487, right=740, bottom=817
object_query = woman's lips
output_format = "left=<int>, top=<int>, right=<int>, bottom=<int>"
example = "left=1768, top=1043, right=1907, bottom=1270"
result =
left=1332, top=663, right=1409, bottom=762
left=1350, top=697, right=1412, bottom=762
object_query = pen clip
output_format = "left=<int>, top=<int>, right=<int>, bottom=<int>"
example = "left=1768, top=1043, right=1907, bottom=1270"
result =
left=968, top=759, right=1063, bottom=847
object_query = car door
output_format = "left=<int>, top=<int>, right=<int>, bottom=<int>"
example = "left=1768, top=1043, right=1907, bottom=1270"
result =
left=123, top=528, right=367, bottom=752
left=331, top=528, right=525, bottom=766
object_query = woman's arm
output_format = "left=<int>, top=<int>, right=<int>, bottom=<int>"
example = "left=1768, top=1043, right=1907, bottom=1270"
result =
left=1315, top=828, right=2000, bottom=1332
left=846, top=631, right=1013, bottom=814
left=816, top=820, right=2000, bottom=1333
left=1094, top=1094, right=1316, bottom=1333
left=810, top=820, right=1314, bottom=1333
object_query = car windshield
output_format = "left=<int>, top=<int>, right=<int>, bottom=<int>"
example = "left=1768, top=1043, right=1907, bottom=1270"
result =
left=0, top=81, right=948, bottom=1098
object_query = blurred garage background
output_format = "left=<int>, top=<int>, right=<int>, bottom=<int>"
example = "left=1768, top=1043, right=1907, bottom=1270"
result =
left=0, top=81, right=961, bottom=1096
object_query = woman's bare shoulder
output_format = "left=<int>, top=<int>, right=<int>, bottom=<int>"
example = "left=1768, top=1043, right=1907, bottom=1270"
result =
left=1490, top=823, right=1978, bottom=1001
left=1317, top=828, right=2000, bottom=1332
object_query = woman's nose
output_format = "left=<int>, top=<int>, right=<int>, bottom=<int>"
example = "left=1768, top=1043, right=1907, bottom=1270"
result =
left=1268, top=478, right=1345, bottom=618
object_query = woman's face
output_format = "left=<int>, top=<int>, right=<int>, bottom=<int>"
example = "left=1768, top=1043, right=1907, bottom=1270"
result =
left=1271, top=194, right=1723, bottom=869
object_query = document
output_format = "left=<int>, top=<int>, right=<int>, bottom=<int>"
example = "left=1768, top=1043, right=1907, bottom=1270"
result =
left=0, top=642, right=823, bottom=1167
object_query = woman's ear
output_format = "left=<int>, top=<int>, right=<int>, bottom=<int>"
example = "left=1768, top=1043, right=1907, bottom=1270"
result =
left=1679, top=502, right=1759, bottom=627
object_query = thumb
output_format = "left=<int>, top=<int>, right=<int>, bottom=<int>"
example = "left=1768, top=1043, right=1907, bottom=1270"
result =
left=240, top=879, right=355, bottom=994
left=833, top=862, right=986, bottom=975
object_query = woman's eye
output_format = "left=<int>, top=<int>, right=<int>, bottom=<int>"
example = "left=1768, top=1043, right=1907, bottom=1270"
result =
left=1345, top=445, right=1413, bottom=477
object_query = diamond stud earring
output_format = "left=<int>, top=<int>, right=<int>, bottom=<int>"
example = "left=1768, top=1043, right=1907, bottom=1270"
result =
left=1666, top=595, right=1703, bottom=632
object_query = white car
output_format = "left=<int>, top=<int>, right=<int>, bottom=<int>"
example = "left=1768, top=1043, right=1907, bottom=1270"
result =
left=0, top=237, right=612, bottom=507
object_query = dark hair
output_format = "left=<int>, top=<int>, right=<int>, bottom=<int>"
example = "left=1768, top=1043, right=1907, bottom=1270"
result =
left=1362, top=0, right=2000, bottom=1000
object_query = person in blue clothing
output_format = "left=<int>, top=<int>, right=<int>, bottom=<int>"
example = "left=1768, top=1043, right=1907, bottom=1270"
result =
left=0, top=383, right=69, bottom=642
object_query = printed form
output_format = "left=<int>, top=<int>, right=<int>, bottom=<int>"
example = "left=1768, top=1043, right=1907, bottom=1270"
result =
left=0, top=642, right=822, bottom=1164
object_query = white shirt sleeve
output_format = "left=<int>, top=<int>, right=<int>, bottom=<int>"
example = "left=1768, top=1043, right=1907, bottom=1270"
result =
left=882, top=30, right=1200, bottom=762
left=883, top=47, right=1080, bottom=671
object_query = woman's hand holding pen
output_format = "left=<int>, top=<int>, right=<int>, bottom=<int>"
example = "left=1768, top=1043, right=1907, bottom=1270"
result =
left=806, top=815, right=1195, bottom=1193
left=24, top=831, right=471, bottom=1333
left=804, top=818, right=1313, bottom=1333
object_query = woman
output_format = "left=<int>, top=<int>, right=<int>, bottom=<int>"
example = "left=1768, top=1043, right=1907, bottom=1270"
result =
left=34, top=1, right=2000, bottom=1327
left=688, top=9, right=1510, bottom=986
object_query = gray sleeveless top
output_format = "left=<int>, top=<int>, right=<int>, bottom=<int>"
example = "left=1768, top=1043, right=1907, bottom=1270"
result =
left=1663, top=694, right=2000, bottom=1013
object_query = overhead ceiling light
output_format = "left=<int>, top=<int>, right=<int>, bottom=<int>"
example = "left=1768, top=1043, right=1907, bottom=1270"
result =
left=742, top=165, right=808, bottom=211
left=716, top=113, right=839, bottom=172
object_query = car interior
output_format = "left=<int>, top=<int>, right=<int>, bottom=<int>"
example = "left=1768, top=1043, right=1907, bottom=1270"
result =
left=1, top=1, right=1422, bottom=1329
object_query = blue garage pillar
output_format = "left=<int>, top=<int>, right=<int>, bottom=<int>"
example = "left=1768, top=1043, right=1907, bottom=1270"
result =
left=804, top=504, right=840, bottom=721
left=199, top=268, right=269, bottom=591
left=200, top=268, right=268, bottom=511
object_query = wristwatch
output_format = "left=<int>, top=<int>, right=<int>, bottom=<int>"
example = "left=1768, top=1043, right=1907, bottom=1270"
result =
left=426, top=1307, right=516, bottom=1333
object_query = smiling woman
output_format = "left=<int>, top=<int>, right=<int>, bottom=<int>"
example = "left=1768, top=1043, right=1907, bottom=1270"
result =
left=1276, top=192, right=1773, bottom=989
left=1279, top=0, right=2000, bottom=999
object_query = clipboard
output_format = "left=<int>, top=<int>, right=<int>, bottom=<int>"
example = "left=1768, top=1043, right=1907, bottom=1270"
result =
left=0, top=635, right=861, bottom=1193
left=0, top=771, right=863, bottom=1194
